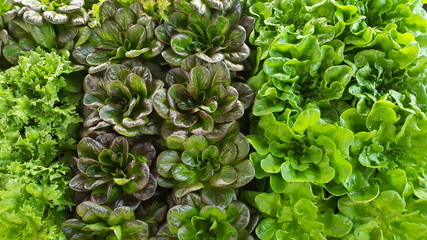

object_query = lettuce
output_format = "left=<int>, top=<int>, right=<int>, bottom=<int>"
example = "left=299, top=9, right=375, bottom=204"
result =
left=0, top=48, right=82, bottom=167
left=0, top=48, right=82, bottom=239
left=247, top=0, right=427, bottom=119
left=243, top=183, right=353, bottom=240
left=245, top=0, right=427, bottom=239
left=247, top=107, right=353, bottom=190
left=0, top=161, right=73, bottom=239
left=341, top=96, right=427, bottom=201
left=338, top=191, right=427, bottom=240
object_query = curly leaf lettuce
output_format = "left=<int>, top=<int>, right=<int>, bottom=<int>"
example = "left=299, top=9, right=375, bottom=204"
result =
left=0, top=48, right=82, bottom=167
left=0, top=161, right=73, bottom=240
left=0, top=48, right=81, bottom=239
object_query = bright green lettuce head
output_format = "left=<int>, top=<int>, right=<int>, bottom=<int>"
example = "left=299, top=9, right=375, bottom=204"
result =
left=243, top=182, right=353, bottom=240
left=347, top=42, right=423, bottom=115
left=338, top=191, right=427, bottom=240
left=340, top=95, right=427, bottom=201
left=156, top=133, right=254, bottom=199
left=157, top=198, right=255, bottom=240
left=69, top=133, right=157, bottom=205
left=248, top=23, right=352, bottom=117
left=62, top=201, right=149, bottom=240
left=155, top=0, right=254, bottom=71
left=82, top=64, right=164, bottom=137
left=251, top=56, right=353, bottom=117
left=73, top=0, right=164, bottom=73
left=153, top=60, right=254, bottom=139
left=247, top=107, right=354, bottom=192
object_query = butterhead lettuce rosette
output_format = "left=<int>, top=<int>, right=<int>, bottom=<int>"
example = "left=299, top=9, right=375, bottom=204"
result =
left=69, top=133, right=157, bottom=206
left=82, top=63, right=164, bottom=137
left=156, top=132, right=254, bottom=201
left=62, top=201, right=150, bottom=240
left=243, top=183, right=353, bottom=240
left=157, top=192, right=256, bottom=240
left=247, top=107, right=353, bottom=191
left=155, top=0, right=254, bottom=71
left=73, top=0, right=165, bottom=73
left=153, top=60, right=254, bottom=139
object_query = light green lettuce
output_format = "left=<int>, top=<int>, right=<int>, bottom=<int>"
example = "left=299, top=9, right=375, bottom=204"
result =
left=243, top=183, right=353, bottom=240
left=0, top=48, right=82, bottom=167
left=0, top=161, right=73, bottom=240
left=0, top=48, right=82, bottom=239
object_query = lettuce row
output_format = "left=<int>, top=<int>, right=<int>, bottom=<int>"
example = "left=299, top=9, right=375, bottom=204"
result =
left=0, top=48, right=82, bottom=239
left=59, top=0, right=257, bottom=239
left=245, top=0, right=427, bottom=239
left=247, top=97, right=427, bottom=238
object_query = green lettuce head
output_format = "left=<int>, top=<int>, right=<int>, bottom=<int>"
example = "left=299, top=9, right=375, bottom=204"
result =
left=62, top=201, right=149, bottom=240
left=82, top=64, right=164, bottom=137
left=340, top=95, right=427, bottom=202
left=338, top=191, right=427, bottom=240
left=69, top=133, right=157, bottom=205
left=348, top=44, right=422, bottom=115
left=157, top=192, right=255, bottom=240
left=247, top=107, right=354, bottom=192
left=73, top=0, right=164, bottom=73
left=155, top=0, right=254, bottom=71
left=243, top=183, right=353, bottom=240
left=156, top=133, right=254, bottom=200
